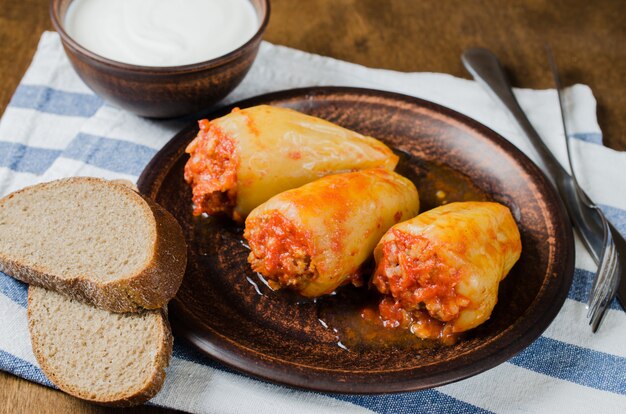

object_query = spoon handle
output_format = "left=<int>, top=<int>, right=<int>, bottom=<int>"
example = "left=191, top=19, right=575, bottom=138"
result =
left=462, top=47, right=626, bottom=311
left=462, top=47, right=605, bottom=259
left=461, top=48, right=569, bottom=183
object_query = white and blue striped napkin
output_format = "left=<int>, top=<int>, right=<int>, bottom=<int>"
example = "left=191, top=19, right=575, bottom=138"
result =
left=1, top=32, right=624, bottom=413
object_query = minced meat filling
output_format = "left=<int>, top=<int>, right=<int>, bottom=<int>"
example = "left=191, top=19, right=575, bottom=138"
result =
left=372, top=229, right=465, bottom=344
left=245, top=211, right=315, bottom=291
left=184, top=119, right=238, bottom=217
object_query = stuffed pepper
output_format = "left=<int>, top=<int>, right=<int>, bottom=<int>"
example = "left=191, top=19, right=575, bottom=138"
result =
left=372, top=201, right=521, bottom=344
left=184, top=105, right=399, bottom=221
left=244, top=169, right=420, bottom=297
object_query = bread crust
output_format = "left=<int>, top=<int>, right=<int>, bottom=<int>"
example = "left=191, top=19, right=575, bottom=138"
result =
left=27, top=287, right=173, bottom=407
left=0, top=177, right=187, bottom=313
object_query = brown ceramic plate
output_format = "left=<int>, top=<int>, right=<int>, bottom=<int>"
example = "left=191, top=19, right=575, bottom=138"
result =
left=137, top=87, right=574, bottom=394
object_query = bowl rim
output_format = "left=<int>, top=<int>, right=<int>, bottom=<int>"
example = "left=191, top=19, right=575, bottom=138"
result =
left=49, top=0, right=271, bottom=74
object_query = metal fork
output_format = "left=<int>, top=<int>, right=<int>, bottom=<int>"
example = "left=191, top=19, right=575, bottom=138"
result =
left=462, top=48, right=622, bottom=332
left=587, top=222, right=619, bottom=330
left=547, top=51, right=622, bottom=331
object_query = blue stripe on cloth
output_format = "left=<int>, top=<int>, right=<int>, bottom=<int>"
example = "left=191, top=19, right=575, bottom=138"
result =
left=0, top=349, right=53, bottom=388
left=0, top=141, right=61, bottom=175
left=9, top=85, right=103, bottom=117
left=509, top=336, right=626, bottom=395
left=602, top=204, right=626, bottom=239
left=63, top=133, right=157, bottom=176
left=0, top=199, right=624, bottom=405
left=572, top=133, right=603, bottom=145
left=0, top=273, right=28, bottom=307
left=334, top=391, right=491, bottom=414
left=569, top=268, right=621, bottom=310
left=4, top=249, right=615, bottom=314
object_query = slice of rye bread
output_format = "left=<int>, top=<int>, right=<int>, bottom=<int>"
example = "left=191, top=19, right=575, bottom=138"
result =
left=28, top=286, right=172, bottom=406
left=0, top=177, right=187, bottom=313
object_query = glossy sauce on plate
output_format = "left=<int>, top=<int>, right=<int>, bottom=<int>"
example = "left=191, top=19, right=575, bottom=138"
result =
left=196, top=155, right=488, bottom=352
left=138, top=87, right=574, bottom=393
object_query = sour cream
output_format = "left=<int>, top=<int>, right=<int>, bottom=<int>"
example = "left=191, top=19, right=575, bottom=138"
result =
left=65, top=0, right=259, bottom=67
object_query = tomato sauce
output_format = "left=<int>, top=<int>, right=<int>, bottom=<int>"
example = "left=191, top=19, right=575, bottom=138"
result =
left=245, top=211, right=314, bottom=289
left=184, top=119, right=238, bottom=216
left=372, top=229, right=464, bottom=344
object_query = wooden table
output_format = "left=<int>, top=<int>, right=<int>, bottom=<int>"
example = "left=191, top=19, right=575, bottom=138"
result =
left=0, top=0, right=624, bottom=412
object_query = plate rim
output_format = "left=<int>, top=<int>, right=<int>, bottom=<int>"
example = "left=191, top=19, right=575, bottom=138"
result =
left=137, top=86, right=575, bottom=394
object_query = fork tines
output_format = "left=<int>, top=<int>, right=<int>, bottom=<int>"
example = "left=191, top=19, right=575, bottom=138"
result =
left=587, top=219, right=620, bottom=332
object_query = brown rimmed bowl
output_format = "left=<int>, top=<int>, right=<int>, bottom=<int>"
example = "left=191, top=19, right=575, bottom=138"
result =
left=137, top=87, right=575, bottom=393
left=50, top=0, right=270, bottom=118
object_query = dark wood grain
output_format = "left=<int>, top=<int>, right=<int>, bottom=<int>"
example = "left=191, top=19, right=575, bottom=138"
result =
left=0, top=0, right=621, bottom=411
left=0, top=371, right=179, bottom=414
left=3, top=0, right=623, bottom=148
left=266, top=0, right=626, bottom=150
